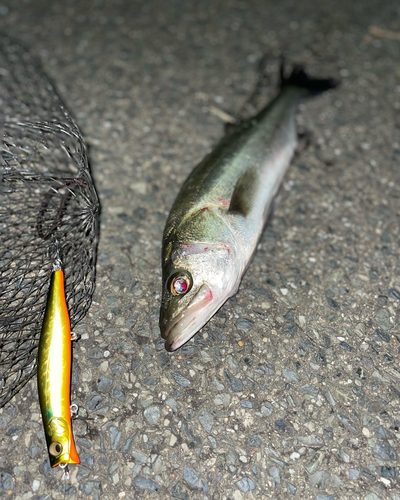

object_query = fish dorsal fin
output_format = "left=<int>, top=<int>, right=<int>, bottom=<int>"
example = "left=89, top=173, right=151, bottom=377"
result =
left=229, top=168, right=258, bottom=217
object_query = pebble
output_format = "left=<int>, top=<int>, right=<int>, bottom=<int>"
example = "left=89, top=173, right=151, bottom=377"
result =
left=236, top=477, right=256, bottom=493
left=214, top=378, right=225, bottom=390
left=384, top=353, right=394, bottom=364
left=88, top=347, right=103, bottom=364
left=373, top=441, right=398, bottom=461
left=375, top=328, right=390, bottom=342
left=338, top=449, right=349, bottom=463
left=282, top=323, right=297, bottom=337
left=275, top=419, right=287, bottom=432
left=339, top=341, right=352, bottom=352
left=181, top=344, right=198, bottom=355
left=113, top=387, right=125, bottom=402
left=158, top=352, right=169, bottom=367
left=86, top=394, right=105, bottom=410
left=326, top=297, right=340, bottom=310
left=362, top=427, right=371, bottom=438
left=200, top=350, right=213, bottom=363
left=255, top=364, right=275, bottom=376
left=309, top=470, right=330, bottom=488
left=236, top=318, right=254, bottom=332
left=39, top=459, right=54, bottom=478
left=388, top=288, right=400, bottom=300
left=214, top=393, right=230, bottom=406
left=199, top=409, right=213, bottom=433
left=240, top=400, right=253, bottom=408
left=122, top=432, right=136, bottom=454
left=172, top=372, right=191, bottom=387
left=224, top=369, right=243, bottom=392
left=282, top=369, right=299, bottom=383
left=0, top=416, right=10, bottom=428
left=79, top=481, right=102, bottom=496
left=132, top=450, right=147, bottom=464
left=374, top=425, right=393, bottom=439
left=0, top=472, right=14, bottom=490
left=134, top=476, right=159, bottom=492
left=63, top=484, right=77, bottom=495
left=232, top=491, right=243, bottom=500
left=298, top=436, right=324, bottom=448
left=328, top=474, right=343, bottom=488
left=171, top=482, right=190, bottom=500
left=301, top=385, right=318, bottom=395
left=80, top=454, right=95, bottom=468
left=226, top=450, right=238, bottom=464
left=110, top=426, right=122, bottom=449
left=183, top=467, right=208, bottom=492
left=261, top=403, right=274, bottom=416
left=361, top=467, right=376, bottom=482
left=248, top=435, right=262, bottom=448
left=77, top=438, right=92, bottom=451
left=208, top=436, right=217, bottom=449
left=227, top=355, right=239, bottom=372
left=380, top=466, right=398, bottom=477
left=144, top=406, right=161, bottom=425
left=268, top=466, right=281, bottom=484
left=97, top=374, right=113, bottom=393
left=374, top=309, right=391, bottom=330
left=77, top=468, right=91, bottom=481
left=166, top=398, right=178, bottom=412
left=349, top=468, right=359, bottom=480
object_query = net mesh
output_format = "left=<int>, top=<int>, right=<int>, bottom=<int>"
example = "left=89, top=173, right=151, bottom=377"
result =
left=0, top=35, right=99, bottom=407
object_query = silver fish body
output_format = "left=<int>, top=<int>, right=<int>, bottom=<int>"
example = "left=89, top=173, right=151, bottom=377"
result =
left=160, top=67, right=336, bottom=351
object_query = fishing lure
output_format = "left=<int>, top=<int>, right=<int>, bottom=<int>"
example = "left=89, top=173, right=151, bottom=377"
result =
left=37, top=267, right=80, bottom=468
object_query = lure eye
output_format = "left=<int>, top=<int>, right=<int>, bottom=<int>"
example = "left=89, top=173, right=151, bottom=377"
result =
left=49, top=441, right=63, bottom=457
left=169, top=272, right=192, bottom=296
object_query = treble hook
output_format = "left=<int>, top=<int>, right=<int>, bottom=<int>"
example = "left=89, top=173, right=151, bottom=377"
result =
left=59, top=462, right=70, bottom=481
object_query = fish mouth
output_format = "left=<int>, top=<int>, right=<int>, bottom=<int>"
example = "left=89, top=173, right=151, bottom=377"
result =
left=162, top=284, right=214, bottom=352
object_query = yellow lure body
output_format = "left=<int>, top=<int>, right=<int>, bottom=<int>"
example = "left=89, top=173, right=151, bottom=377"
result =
left=37, top=269, right=80, bottom=468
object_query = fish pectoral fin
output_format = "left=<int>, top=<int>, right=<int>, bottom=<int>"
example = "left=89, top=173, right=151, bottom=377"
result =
left=229, top=168, right=259, bottom=217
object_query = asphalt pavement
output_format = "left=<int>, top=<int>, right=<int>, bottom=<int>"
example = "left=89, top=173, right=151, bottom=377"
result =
left=0, top=0, right=399, bottom=498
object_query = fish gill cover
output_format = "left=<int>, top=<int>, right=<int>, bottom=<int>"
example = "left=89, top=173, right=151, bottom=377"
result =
left=0, top=35, right=99, bottom=407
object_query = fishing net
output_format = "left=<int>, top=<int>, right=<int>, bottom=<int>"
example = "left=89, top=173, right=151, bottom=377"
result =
left=0, top=35, right=99, bottom=407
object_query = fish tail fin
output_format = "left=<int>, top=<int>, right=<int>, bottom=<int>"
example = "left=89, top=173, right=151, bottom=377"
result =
left=280, top=60, right=338, bottom=96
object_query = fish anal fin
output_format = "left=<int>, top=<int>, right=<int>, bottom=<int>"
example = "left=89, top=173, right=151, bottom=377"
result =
left=229, top=168, right=259, bottom=217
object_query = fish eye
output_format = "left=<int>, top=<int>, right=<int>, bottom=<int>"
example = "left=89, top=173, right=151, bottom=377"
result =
left=49, top=441, right=63, bottom=457
left=169, top=271, right=192, bottom=296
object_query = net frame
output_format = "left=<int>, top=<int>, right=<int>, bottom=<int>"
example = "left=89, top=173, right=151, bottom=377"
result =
left=0, top=35, right=99, bottom=407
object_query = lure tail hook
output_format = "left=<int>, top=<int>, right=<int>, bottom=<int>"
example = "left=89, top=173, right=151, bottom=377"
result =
left=59, top=462, right=70, bottom=480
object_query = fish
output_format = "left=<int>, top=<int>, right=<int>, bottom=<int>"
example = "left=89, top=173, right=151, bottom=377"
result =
left=37, top=268, right=80, bottom=468
left=159, top=64, right=337, bottom=351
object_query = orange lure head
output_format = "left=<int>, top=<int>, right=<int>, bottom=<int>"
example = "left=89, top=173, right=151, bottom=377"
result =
left=45, top=416, right=80, bottom=468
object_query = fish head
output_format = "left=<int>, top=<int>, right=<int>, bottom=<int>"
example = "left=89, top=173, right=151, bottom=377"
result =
left=160, top=238, right=239, bottom=351
left=45, top=416, right=80, bottom=467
